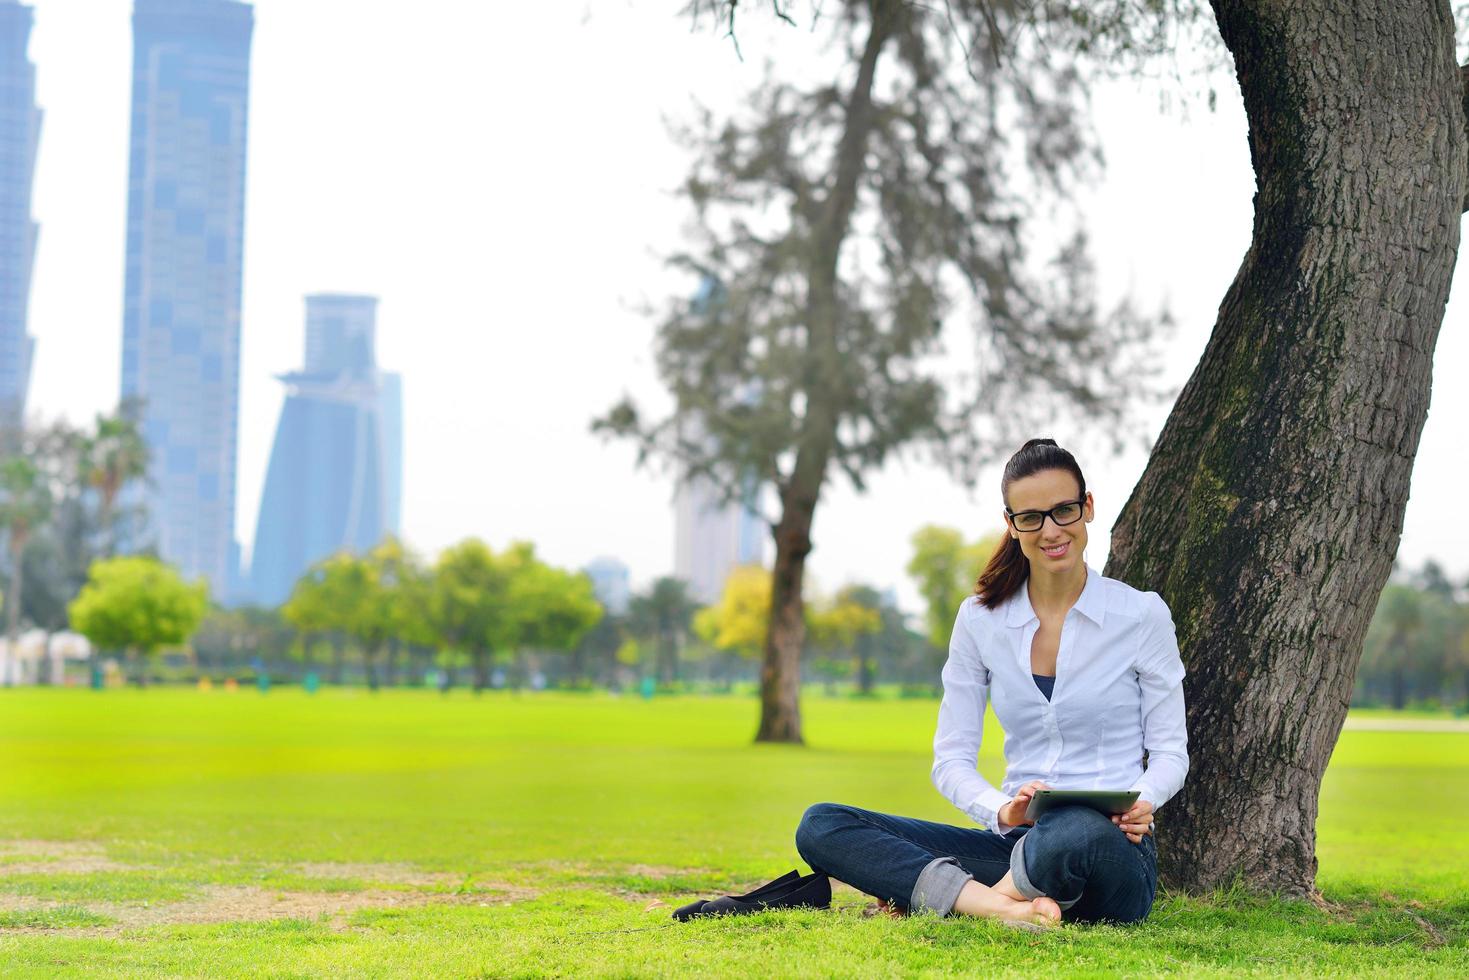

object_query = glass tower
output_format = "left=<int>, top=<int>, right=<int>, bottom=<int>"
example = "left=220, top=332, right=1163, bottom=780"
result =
left=249, top=294, right=403, bottom=606
left=120, top=0, right=253, bottom=593
left=672, top=277, right=766, bottom=603
left=0, top=1, right=40, bottom=426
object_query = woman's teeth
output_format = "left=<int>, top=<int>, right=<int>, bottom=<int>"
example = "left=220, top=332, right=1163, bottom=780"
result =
left=1041, top=542, right=1069, bottom=558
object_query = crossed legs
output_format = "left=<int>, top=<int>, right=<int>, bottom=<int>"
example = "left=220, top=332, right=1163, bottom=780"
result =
left=795, top=802, right=1156, bottom=924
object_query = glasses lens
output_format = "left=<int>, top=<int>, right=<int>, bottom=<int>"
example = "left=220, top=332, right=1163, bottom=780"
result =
left=1012, top=512, right=1043, bottom=531
left=1053, top=502, right=1082, bottom=525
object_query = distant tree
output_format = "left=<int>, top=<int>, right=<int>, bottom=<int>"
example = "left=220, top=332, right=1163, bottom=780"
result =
left=18, top=420, right=90, bottom=633
left=807, top=585, right=883, bottom=694
left=378, top=538, right=436, bottom=686
left=628, top=577, right=700, bottom=686
left=502, top=543, right=604, bottom=687
left=193, top=605, right=294, bottom=676
left=694, top=565, right=773, bottom=660
left=906, top=526, right=1002, bottom=651
left=67, top=556, right=208, bottom=686
left=840, top=584, right=893, bottom=695
left=335, top=538, right=431, bottom=690
left=597, top=1, right=1167, bottom=743
left=573, top=612, right=627, bottom=688
left=282, top=554, right=363, bottom=684
left=0, top=456, right=51, bottom=674
left=1359, top=585, right=1426, bottom=709
left=1416, top=560, right=1458, bottom=602
left=428, top=539, right=514, bottom=692
left=80, top=402, right=149, bottom=558
left=1452, top=604, right=1469, bottom=709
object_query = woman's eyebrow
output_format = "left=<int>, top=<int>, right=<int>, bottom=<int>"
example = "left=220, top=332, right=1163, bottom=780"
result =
left=1015, top=498, right=1076, bottom=511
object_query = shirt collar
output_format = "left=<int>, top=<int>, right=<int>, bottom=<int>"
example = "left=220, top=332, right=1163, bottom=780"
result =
left=1004, top=564, right=1106, bottom=628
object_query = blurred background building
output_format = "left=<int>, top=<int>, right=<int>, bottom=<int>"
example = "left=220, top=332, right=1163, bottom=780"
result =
left=673, top=465, right=764, bottom=605
left=248, top=294, right=403, bottom=606
left=0, top=0, right=40, bottom=427
left=119, top=0, right=254, bottom=595
left=584, top=556, right=630, bottom=616
left=671, top=276, right=765, bottom=604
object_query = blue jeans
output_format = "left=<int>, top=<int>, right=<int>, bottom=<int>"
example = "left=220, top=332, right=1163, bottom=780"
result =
left=795, top=802, right=1157, bottom=923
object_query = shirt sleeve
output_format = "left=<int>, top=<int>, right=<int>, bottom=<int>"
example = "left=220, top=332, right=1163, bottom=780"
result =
left=932, top=598, right=1013, bottom=833
left=1129, top=591, right=1189, bottom=811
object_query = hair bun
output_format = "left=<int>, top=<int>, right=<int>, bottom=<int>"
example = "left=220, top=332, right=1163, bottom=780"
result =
left=1020, top=437, right=1058, bottom=451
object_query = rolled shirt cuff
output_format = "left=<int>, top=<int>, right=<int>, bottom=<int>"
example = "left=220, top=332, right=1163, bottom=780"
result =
left=967, top=786, right=1015, bottom=834
left=911, top=856, right=973, bottom=916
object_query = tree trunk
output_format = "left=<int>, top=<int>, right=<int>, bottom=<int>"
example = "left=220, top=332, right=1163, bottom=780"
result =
left=364, top=644, right=380, bottom=691
left=385, top=638, right=400, bottom=687
left=758, top=495, right=816, bottom=743
left=1105, top=0, right=1466, bottom=896
left=857, top=645, right=875, bottom=696
left=329, top=636, right=345, bottom=685
left=471, top=648, right=488, bottom=693
left=658, top=636, right=677, bottom=687
left=755, top=3, right=894, bottom=744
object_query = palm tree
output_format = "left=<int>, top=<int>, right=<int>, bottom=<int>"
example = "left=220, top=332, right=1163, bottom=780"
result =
left=81, top=403, right=149, bottom=557
left=629, top=577, right=699, bottom=687
left=0, top=456, right=51, bottom=685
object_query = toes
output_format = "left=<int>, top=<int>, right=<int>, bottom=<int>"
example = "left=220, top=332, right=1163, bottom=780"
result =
left=1032, top=897, right=1062, bottom=923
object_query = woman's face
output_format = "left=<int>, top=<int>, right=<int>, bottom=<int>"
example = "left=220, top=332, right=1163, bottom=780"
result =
left=1003, top=468, right=1094, bottom=575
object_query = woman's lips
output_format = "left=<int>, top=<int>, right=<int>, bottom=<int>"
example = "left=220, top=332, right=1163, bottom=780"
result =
left=1041, top=541, right=1069, bottom=559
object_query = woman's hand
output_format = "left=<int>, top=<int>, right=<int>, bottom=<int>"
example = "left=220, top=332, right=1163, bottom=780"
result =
left=1112, top=799, right=1155, bottom=843
left=998, top=780, right=1051, bottom=827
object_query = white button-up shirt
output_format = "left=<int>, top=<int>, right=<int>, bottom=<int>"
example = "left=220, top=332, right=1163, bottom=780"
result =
left=932, top=564, right=1188, bottom=834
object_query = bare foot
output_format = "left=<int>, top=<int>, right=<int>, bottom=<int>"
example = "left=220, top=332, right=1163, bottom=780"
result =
left=1028, top=896, right=1063, bottom=924
left=952, top=880, right=1062, bottom=926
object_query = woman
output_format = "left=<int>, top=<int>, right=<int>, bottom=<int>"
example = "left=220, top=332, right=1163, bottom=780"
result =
left=795, top=438, right=1188, bottom=925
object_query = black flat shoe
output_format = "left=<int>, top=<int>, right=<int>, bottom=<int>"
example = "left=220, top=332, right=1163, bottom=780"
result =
left=671, top=869, right=802, bottom=922
left=694, top=872, right=831, bottom=918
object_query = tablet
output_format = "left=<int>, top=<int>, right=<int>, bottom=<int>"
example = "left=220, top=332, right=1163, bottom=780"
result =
left=1023, top=789, right=1139, bottom=822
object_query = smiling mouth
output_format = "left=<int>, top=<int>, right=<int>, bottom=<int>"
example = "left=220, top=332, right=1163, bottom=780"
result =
left=1040, top=542, right=1069, bottom=558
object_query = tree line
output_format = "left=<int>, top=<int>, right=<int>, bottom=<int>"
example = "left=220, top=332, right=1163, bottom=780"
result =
left=0, top=405, right=150, bottom=640
left=1356, top=560, right=1469, bottom=712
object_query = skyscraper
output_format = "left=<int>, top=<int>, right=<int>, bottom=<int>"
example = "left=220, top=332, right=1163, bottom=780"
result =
left=584, top=557, right=630, bottom=616
left=674, top=465, right=765, bottom=605
left=249, top=294, right=403, bottom=606
left=0, top=1, right=40, bottom=425
left=672, top=276, right=766, bottom=604
left=120, top=0, right=253, bottom=594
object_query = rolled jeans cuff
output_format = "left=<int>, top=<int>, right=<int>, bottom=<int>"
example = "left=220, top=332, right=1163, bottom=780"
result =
left=910, top=856, right=973, bottom=916
left=1009, top=833, right=1079, bottom=910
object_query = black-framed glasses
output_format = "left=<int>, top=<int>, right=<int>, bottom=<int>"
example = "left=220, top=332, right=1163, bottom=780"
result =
left=1006, top=498, right=1085, bottom=533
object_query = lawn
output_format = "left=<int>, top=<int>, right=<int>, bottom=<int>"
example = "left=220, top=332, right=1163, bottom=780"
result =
left=0, top=689, right=1463, bottom=977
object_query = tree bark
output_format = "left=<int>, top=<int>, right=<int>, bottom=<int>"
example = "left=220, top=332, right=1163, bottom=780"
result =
left=756, top=1, right=895, bottom=744
left=1105, top=0, right=1466, bottom=895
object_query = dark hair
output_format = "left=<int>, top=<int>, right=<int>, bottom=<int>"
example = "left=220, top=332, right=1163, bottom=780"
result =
left=973, top=438, right=1088, bottom=609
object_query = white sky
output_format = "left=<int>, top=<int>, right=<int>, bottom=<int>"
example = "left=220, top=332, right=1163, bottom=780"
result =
left=19, top=1, right=1469, bottom=614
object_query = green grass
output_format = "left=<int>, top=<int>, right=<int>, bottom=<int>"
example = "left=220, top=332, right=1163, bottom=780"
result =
left=0, top=688, right=1463, bottom=977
